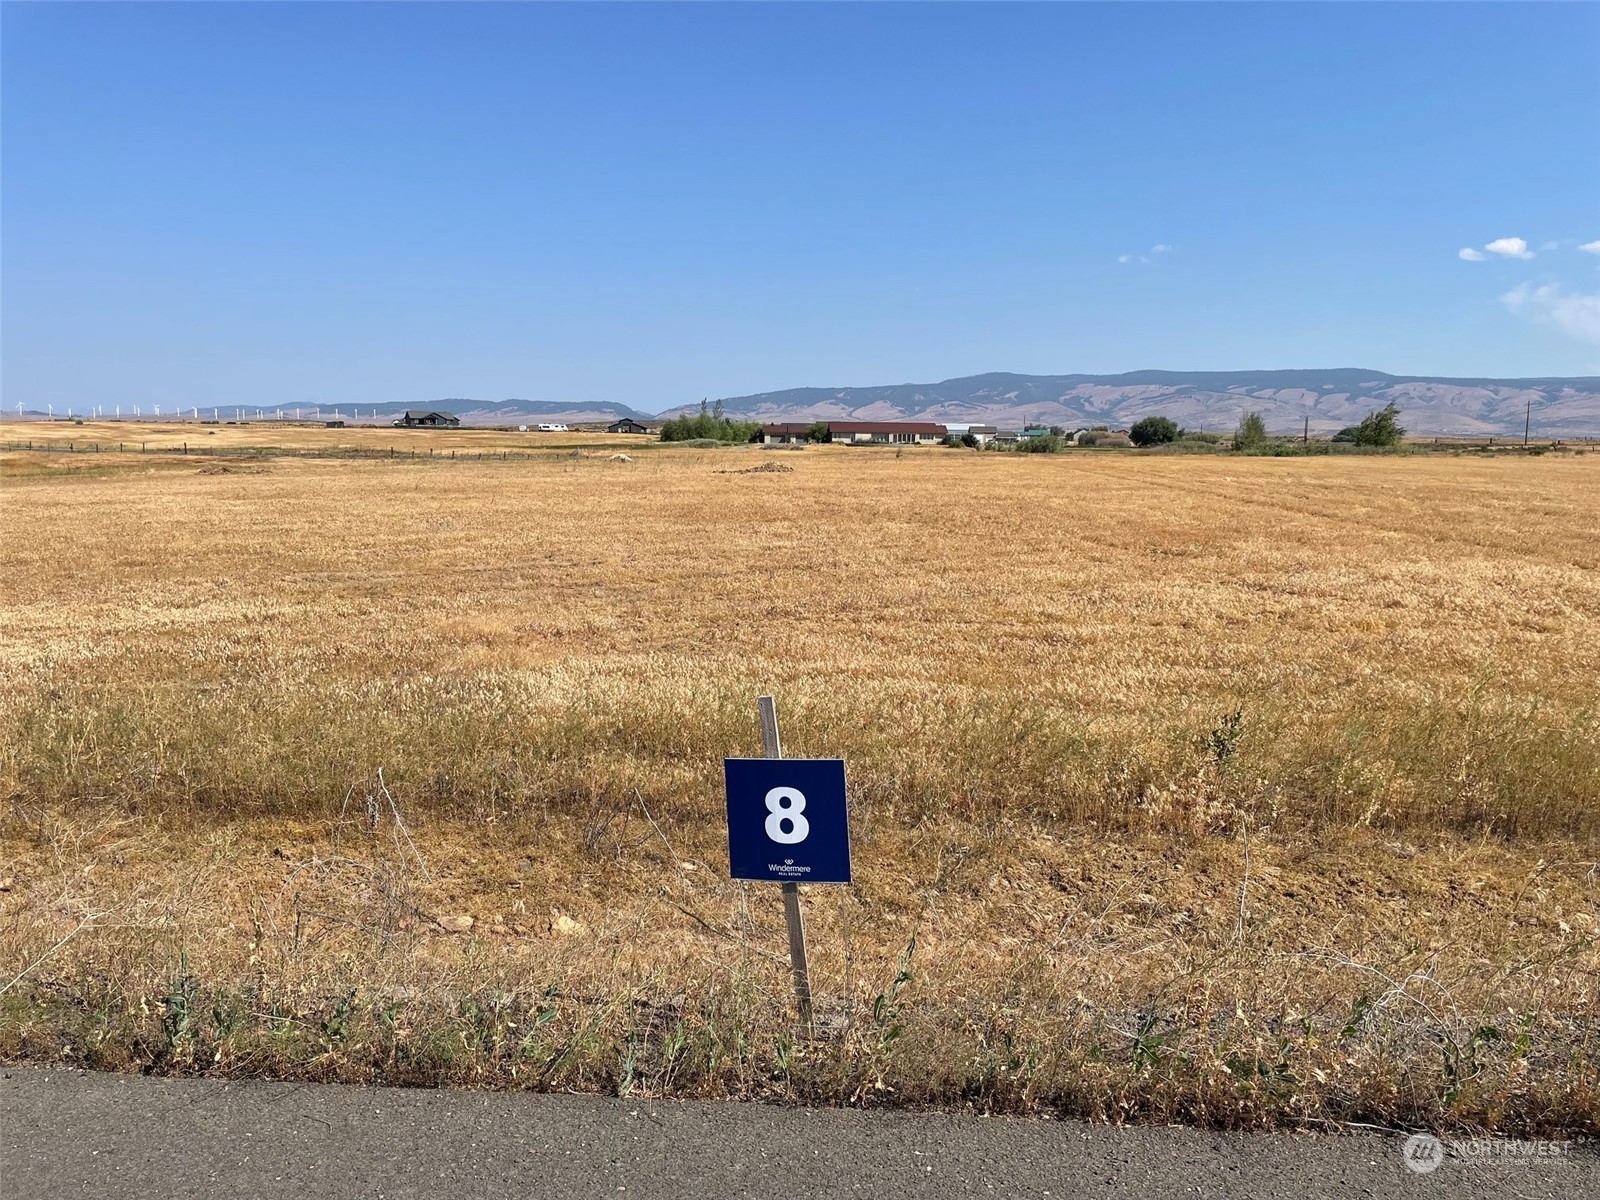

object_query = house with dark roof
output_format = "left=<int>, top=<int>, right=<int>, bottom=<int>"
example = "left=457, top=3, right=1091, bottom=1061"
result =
left=606, top=418, right=649, bottom=434
left=760, top=422, right=814, bottom=444
left=829, top=421, right=947, bottom=445
left=761, top=421, right=947, bottom=446
left=392, top=410, right=460, bottom=428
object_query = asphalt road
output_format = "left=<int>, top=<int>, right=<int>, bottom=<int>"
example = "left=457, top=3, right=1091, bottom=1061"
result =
left=2, top=1067, right=1593, bottom=1199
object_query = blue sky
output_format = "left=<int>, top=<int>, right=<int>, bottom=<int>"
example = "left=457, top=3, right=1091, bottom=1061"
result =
left=4, top=2, right=1597, bottom=413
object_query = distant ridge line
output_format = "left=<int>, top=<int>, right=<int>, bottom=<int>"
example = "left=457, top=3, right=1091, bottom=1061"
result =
left=10, top=369, right=1597, bottom=436
left=676, top=369, right=1600, bottom=438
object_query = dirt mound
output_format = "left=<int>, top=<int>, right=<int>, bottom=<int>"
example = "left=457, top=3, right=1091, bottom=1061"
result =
left=718, top=461, right=794, bottom=475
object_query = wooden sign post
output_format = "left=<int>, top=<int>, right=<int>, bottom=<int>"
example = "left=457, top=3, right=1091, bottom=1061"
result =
left=758, top=694, right=814, bottom=1030
left=725, top=695, right=850, bottom=1034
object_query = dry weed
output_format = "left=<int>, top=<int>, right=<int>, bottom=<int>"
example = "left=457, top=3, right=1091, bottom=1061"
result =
left=1, top=435, right=1596, bottom=1130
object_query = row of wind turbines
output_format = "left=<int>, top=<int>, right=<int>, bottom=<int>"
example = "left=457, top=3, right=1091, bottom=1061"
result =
left=12, top=403, right=393, bottom=423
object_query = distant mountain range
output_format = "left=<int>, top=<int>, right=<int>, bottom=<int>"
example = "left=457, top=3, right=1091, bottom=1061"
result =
left=675, top=370, right=1600, bottom=438
left=15, top=371, right=1598, bottom=435
left=423, top=371, right=1600, bottom=435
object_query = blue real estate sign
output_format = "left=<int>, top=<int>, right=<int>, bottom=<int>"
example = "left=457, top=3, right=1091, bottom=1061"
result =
left=724, top=757, right=852, bottom=884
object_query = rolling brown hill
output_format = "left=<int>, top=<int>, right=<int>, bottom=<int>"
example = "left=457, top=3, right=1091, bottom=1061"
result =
left=684, top=370, right=1600, bottom=438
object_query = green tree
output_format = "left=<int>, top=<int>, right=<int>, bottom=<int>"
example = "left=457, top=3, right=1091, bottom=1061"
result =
left=804, top=421, right=831, bottom=443
left=1017, top=433, right=1064, bottom=453
left=659, top=406, right=762, bottom=443
left=1234, top=411, right=1268, bottom=452
left=1129, top=416, right=1180, bottom=446
left=1350, top=403, right=1405, bottom=447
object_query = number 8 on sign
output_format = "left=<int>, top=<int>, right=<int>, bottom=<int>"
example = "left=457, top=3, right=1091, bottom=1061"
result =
left=724, top=758, right=849, bottom=883
left=764, top=787, right=809, bottom=844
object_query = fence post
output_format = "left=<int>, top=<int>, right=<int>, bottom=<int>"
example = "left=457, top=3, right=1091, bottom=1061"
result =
left=758, top=695, right=814, bottom=1031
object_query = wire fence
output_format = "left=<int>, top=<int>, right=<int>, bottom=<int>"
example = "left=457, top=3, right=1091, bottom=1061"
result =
left=4, top=435, right=1593, bottom=463
left=0, top=440, right=608, bottom=464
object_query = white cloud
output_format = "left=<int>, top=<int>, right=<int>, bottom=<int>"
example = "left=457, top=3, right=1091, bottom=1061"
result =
left=1458, top=247, right=1486, bottom=261
left=1580, top=240, right=1600, bottom=255
left=1117, top=254, right=1134, bottom=264
left=1150, top=243, right=1173, bottom=254
left=1502, top=282, right=1600, bottom=345
left=1484, top=236, right=1534, bottom=260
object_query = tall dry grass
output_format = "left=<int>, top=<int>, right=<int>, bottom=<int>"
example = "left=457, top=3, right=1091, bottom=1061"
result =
left=1, top=437, right=1597, bottom=1130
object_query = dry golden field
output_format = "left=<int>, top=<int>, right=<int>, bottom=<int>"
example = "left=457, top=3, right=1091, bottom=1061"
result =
left=1, top=418, right=652, bottom=457
left=1, top=427, right=1597, bottom=1132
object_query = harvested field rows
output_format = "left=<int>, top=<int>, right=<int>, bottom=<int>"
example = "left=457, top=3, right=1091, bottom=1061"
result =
left=1, top=435, right=1597, bottom=1131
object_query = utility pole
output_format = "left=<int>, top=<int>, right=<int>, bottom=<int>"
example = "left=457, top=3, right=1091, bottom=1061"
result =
left=1304, top=415, right=1309, bottom=444
left=1524, top=397, right=1531, bottom=447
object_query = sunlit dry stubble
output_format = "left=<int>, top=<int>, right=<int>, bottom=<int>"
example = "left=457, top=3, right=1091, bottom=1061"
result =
left=0, top=432, right=1596, bottom=1131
